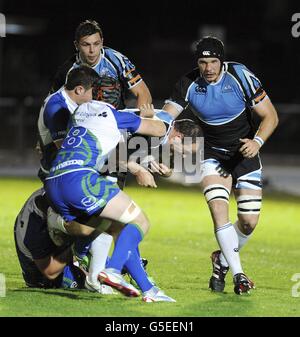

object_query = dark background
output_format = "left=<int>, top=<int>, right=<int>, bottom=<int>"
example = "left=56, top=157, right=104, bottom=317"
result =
left=0, top=0, right=299, bottom=155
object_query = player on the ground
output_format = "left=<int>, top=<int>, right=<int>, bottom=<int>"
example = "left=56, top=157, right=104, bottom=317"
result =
left=163, top=36, right=279, bottom=294
left=14, top=188, right=84, bottom=289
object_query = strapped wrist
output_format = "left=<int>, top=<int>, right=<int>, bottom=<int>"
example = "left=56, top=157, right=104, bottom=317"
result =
left=253, top=136, right=264, bottom=147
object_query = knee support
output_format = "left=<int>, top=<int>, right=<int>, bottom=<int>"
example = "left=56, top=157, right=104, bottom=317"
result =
left=119, top=201, right=141, bottom=224
left=237, top=195, right=262, bottom=215
left=203, top=184, right=230, bottom=204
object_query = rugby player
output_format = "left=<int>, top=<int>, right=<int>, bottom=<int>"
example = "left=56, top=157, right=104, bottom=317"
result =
left=50, top=19, right=152, bottom=113
left=14, top=188, right=84, bottom=289
left=43, top=98, right=179, bottom=302
left=163, top=36, right=279, bottom=294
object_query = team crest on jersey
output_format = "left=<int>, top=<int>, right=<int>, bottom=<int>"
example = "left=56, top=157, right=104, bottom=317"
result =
left=99, top=69, right=115, bottom=78
left=195, top=85, right=207, bottom=94
left=222, top=84, right=233, bottom=93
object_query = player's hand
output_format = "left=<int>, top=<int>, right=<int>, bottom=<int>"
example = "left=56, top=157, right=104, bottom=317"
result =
left=139, top=103, right=155, bottom=118
left=149, top=161, right=173, bottom=177
left=135, top=169, right=157, bottom=188
left=239, top=138, right=260, bottom=158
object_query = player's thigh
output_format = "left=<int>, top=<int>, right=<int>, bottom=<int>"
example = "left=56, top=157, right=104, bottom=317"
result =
left=200, top=158, right=232, bottom=191
left=200, top=159, right=232, bottom=218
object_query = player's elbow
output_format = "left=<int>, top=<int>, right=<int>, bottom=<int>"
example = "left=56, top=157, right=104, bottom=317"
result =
left=273, top=113, right=279, bottom=129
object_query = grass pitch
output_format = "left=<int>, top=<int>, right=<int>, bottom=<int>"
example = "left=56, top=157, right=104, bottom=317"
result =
left=0, top=177, right=300, bottom=317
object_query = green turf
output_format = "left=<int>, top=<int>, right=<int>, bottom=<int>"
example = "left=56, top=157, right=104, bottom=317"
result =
left=0, top=177, right=300, bottom=317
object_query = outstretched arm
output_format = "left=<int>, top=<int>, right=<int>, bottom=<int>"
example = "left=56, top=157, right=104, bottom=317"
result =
left=136, top=118, right=167, bottom=137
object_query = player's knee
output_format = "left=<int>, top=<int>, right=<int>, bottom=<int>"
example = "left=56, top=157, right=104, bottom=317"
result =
left=209, top=200, right=228, bottom=215
left=237, top=194, right=261, bottom=232
left=119, top=201, right=150, bottom=235
left=132, top=211, right=151, bottom=236
left=238, top=219, right=258, bottom=235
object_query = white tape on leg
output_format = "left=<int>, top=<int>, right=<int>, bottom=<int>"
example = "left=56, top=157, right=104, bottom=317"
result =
left=203, top=184, right=230, bottom=204
left=237, top=195, right=262, bottom=214
left=118, top=201, right=141, bottom=224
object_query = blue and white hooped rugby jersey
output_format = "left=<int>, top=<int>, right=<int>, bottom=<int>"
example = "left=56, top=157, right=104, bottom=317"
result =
left=51, top=47, right=144, bottom=108
left=166, top=62, right=268, bottom=152
left=47, top=100, right=142, bottom=178
left=70, top=47, right=142, bottom=90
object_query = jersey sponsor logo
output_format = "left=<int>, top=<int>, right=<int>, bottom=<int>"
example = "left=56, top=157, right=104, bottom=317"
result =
left=81, top=196, right=97, bottom=207
left=98, top=112, right=108, bottom=118
left=51, top=159, right=84, bottom=172
left=81, top=196, right=105, bottom=212
left=195, top=85, right=207, bottom=94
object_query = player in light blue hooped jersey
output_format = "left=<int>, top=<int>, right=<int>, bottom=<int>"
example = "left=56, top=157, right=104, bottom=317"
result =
left=51, top=20, right=152, bottom=113
left=164, top=37, right=279, bottom=295
left=44, top=101, right=176, bottom=302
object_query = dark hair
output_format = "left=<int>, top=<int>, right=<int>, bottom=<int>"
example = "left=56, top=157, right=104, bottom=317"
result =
left=174, top=119, right=202, bottom=142
left=75, top=19, right=103, bottom=42
left=195, top=36, right=225, bottom=63
left=65, top=64, right=100, bottom=90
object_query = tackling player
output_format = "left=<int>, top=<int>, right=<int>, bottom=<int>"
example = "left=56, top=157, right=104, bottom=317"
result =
left=43, top=98, right=180, bottom=302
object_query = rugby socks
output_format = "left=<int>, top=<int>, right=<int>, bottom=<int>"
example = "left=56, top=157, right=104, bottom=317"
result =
left=233, top=220, right=252, bottom=249
left=219, top=251, right=229, bottom=268
left=89, top=233, right=113, bottom=283
left=124, top=249, right=153, bottom=292
left=106, top=223, right=143, bottom=272
left=215, top=222, right=243, bottom=275
left=219, top=220, right=252, bottom=267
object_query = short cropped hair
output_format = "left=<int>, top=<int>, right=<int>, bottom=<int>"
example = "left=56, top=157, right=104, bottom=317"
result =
left=75, top=19, right=103, bottom=42
left=65, top=64, right=100, bottom=90
left=173, top=119, right=202, bottom=142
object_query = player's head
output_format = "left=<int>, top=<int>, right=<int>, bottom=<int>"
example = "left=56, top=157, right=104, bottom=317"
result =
left=195, top=36, right=224, bottom=83
left=169, top=119, right=202, bottom=154
left=65, top=64, right=100, bottom=104
left=74, top=19, right=103, bottom=66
